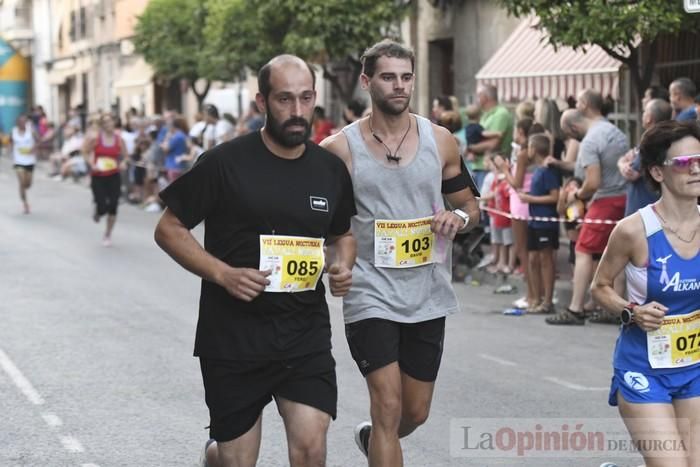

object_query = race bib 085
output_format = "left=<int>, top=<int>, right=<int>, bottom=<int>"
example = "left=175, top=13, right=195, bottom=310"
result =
left=259, top=235, right=325, bottom=293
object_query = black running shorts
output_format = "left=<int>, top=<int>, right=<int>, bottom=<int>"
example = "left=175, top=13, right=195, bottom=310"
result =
left=199, top=350, right=337, bottom=442
left=526, top=227, right=560, bottom=251
left=91, top=173, right=121, bottom=216
left=345, top=317, right=446, bottom=382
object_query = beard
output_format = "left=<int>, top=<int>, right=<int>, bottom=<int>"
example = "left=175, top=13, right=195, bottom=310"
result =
left=265, top=110, right=311, bottom=148
left=370, top=88, right=411, bottom=116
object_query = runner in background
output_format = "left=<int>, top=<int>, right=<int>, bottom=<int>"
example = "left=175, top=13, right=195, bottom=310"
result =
left=9, top=114, right=39, bottom=214
left=83, top=114, right=128, bottom=246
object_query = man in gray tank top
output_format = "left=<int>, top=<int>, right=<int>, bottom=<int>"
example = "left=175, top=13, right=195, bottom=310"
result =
left=321, top=40, right=480, bottom=467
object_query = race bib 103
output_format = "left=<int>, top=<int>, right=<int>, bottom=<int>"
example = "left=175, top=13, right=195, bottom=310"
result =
left=374, top=217, right=434, bottom=268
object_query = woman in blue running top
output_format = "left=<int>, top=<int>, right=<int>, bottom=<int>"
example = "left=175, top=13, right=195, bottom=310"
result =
left=592, top=120, right=700, bottom=466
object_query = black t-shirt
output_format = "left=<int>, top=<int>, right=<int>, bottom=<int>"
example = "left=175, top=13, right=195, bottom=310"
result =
left=160, top=132, right=356, bottom=360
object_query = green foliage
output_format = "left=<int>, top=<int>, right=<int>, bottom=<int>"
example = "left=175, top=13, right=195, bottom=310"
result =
left=205, top=0, right=410, bottom=72
left=498, top=0, right=698, bottom=54
left=135, top=0, right=410, bottom=101
left=133, top=0, right=209, bottom=81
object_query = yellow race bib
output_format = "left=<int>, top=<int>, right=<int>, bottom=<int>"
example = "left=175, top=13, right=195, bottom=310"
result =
left=96, top=157, right=117, bottom=172
left=647, top=309, right=700, bottom=369
left=259, top=235, right=325, bottom=293
left=374, top=217, right=434, bottom=268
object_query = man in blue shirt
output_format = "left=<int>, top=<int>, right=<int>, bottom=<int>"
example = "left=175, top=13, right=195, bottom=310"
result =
left=669, top=78, right=697, bottom=121
left=618, top=98, right=672, bottom=216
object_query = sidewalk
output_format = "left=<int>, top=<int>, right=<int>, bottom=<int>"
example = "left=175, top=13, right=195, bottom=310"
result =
left=454, top=236, right=576, bottom=311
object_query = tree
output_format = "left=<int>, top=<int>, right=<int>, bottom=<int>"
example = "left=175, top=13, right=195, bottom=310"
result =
left=205, top=0, right=412, bottom=104
left=497, top=0, right=700, bottom=103
left=133, top=0, right=214, bottom=106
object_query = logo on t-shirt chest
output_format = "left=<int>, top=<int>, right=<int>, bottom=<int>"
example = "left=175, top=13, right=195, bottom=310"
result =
left=310, top=196, right=329, bottom=212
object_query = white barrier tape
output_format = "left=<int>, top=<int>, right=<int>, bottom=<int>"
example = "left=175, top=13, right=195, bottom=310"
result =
left=482, top=206, right=619, bottom=225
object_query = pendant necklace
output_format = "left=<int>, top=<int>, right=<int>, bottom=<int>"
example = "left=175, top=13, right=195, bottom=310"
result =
left=368, top=114, right=411, bottom=164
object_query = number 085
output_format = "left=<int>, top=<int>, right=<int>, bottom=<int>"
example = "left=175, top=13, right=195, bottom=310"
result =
left=286, top=260, right=319, bottom=276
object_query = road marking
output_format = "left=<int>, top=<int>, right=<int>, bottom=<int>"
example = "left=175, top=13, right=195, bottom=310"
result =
left=543, top=376, right=607, bottom=391
left=41, top=412, right=63, bottom=427
left=59, top=435, right=84, bottom=453
left=478, top=353, right=517, bottom=366
left=0, top=348, right=45, bottom=405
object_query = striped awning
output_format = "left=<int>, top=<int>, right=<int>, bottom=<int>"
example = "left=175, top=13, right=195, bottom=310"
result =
left=476, top=18, right=624, bottom=101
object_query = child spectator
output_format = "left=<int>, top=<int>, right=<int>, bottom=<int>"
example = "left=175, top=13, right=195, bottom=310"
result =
left=557, top=177, right=585, bottom=267
left=517, top=133, right=561, bottom=314
left=478, top=155, right=497, bottom=268
left=488, top=167, right=514, bottom=274
left=463, top=104, right=484, bottom=146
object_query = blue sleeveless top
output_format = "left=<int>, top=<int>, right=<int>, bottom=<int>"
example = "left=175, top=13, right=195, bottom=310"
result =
left=613, top=204, right=700, bottom=374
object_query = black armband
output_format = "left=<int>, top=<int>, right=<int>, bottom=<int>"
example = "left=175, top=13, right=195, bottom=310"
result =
left=442, top=161, right=481, bottom=197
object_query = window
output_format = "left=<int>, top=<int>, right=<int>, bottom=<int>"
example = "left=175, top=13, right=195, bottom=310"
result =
left=70, top=11, right=76, bottom=41
left=79, top=7, right=86, bottom=38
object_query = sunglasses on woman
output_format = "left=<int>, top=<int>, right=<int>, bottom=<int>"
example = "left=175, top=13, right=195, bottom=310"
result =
left=662, top=154, right=700, bottom=173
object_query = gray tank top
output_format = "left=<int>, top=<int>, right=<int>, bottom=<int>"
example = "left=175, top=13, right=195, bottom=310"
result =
left=342, top=115, right=459, bottom=324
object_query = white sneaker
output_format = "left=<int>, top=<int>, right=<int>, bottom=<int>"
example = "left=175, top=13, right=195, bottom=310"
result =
left=512, top=296, right=529, bottom=309
left=353, top=421, right=371, bottom=458
left=144, top=202, right=162, bottom=213
left=476, top=253, right=495, bottom=269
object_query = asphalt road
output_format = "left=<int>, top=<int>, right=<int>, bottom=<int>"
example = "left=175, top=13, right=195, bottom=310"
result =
left=0, top=158, right=643, bottom=467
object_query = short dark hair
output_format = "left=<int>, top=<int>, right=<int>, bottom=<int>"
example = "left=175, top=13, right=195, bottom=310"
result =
left=516, top=118, right=534, bottom=136
left=529, top=133, right=550, bottom=157
left=529, top=122, right=546, bottom=136
left=646, top=85, right=669, bottom=102
left=639, top=120, right=700, bottom=192
left=361, top=39, right=415, bottom=78
left=435, top=95, right=453, bottom=111
left=346, top=99, right=366, bottom=119
left=671, top=77, right=696, bottom=99
left=257, top=55, right=316, bottom=99
left=203, top=104, right=219, bottom=119
left=438, top=111, right=462, bottom=133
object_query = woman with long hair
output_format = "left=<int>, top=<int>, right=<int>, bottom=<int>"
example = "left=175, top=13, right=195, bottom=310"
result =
left=83, top=113, right=128, bottom=246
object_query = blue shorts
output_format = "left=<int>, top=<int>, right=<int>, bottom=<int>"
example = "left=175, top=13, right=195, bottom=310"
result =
left=608, top=366, right=700, bottom=406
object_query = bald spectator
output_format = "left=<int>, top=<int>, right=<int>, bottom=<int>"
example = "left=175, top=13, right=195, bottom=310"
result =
left=669, top=77, right=697, bottom=121
left=618, top=98, right=672, bottom=216
left=468, top=84, right=514, bottom=189
left=546, top=107, right=629, bottom=325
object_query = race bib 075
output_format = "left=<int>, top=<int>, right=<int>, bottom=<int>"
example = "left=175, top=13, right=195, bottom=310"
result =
left=647, top=309, right=700, bottom=369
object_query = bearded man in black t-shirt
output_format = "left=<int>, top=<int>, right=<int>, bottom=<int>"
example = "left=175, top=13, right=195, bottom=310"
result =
left=155, top=54, right=357, bottom=467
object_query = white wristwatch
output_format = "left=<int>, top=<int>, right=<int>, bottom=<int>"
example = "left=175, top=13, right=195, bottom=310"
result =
left=452, top=209, right=470, bottom=229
